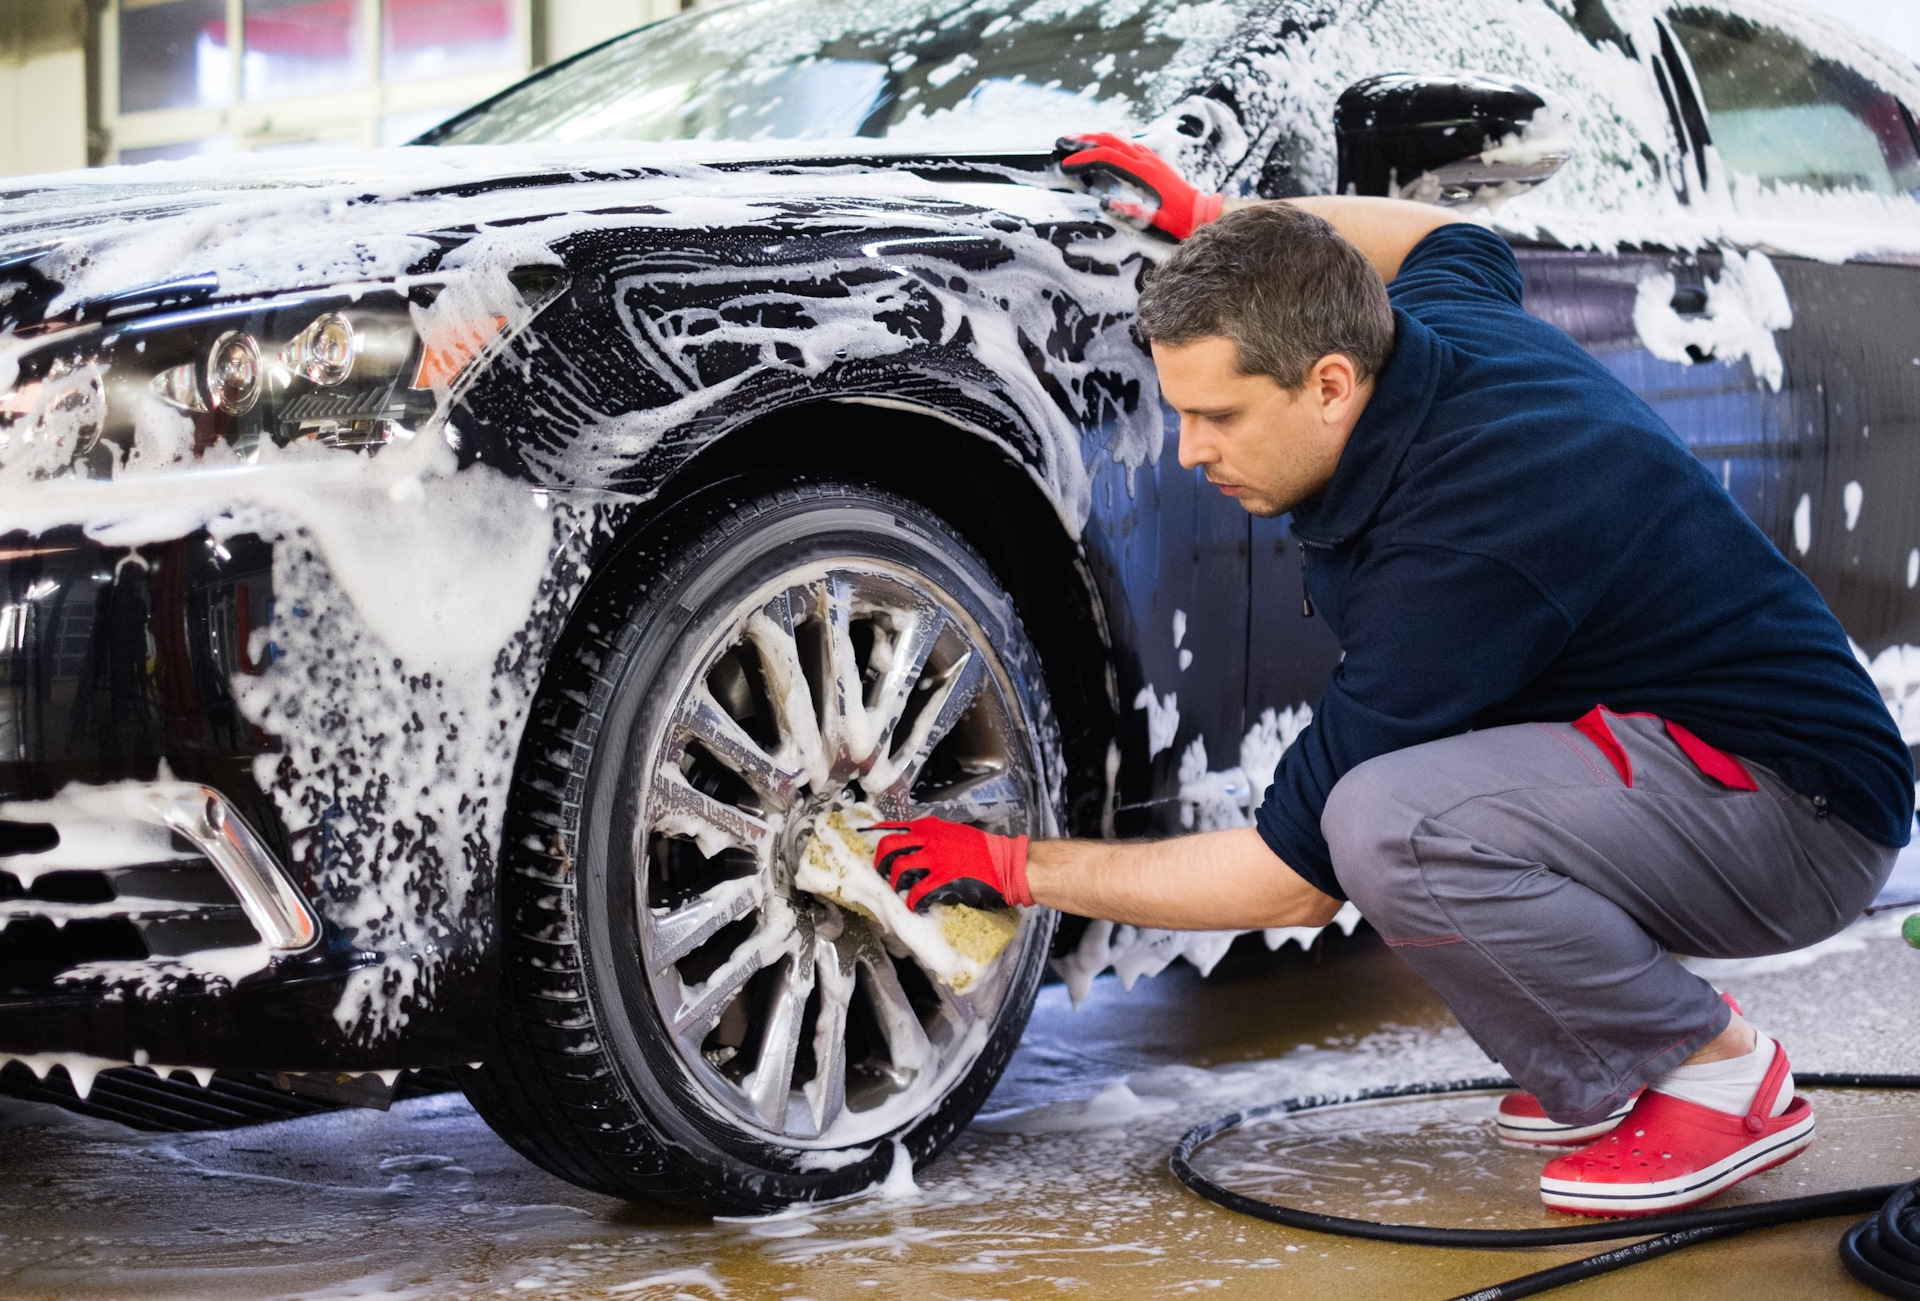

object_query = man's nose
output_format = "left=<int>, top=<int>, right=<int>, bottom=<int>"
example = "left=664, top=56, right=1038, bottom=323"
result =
left=1176, top=419, right=1212, bottom=471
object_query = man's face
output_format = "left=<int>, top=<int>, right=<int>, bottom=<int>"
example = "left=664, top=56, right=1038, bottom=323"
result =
left=1154, top=336, right=1366, bottom=518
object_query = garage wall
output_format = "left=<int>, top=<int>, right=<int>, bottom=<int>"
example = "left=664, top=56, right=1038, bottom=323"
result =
left=0, top=0, right=89, bottom=179
left=0, top=49, right=88, bottom=179
left=0, top=0, right=689, bottom=180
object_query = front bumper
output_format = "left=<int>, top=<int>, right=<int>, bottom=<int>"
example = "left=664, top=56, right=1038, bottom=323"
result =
left=0, top=527, right=490, bottom=1069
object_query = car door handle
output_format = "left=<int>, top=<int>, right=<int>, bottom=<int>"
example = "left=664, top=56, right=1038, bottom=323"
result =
left=1670, top=284, right=1710, bottom=317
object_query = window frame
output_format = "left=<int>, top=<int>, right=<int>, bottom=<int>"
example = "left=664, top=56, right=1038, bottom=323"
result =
left=101, top=0, right=537, bottom=160
left=1655, top=1, right=1920, bottom=202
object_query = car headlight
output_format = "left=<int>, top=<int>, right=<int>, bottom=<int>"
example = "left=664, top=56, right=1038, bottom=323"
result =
left=0, top=267, right=564, bottom=480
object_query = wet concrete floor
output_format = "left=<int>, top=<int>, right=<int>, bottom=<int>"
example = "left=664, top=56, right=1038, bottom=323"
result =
left=1, top=912, right=1916, bottom=1300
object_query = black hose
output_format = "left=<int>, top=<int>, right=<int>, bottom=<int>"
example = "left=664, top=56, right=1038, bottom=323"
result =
left=1842, top=1178, right=1920, bottom=1301
left=1169, top=1072, right=1920, bottom=1299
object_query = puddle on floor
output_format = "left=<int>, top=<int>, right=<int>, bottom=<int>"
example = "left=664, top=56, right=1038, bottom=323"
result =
left=0, top=919, right=1913, bottom=1300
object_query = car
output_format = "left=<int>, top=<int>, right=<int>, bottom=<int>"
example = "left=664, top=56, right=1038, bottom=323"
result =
left=1, top=0, right=1916, bottom=1213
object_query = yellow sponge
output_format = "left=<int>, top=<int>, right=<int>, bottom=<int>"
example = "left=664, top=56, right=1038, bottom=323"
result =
left=795, top=807, right=1021, bottom=993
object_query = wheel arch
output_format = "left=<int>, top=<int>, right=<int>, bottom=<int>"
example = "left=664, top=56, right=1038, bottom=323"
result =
left=566, top=395, right=1121, bottom=841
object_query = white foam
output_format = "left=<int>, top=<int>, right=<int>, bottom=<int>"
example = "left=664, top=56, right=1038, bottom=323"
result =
left=0, top=780, right=199, bottom=884
left=1631, top=251, right=1794, bottom=391
left=791, top=1143, right=876, bottom=1172
left=1053, top=704, right=1352, bottom=1005
left=1176, top=705, right=1312, bottom=833
left=1852, top=638, right=1920, bottom=745
left=877, top=1138, right=920, bottom=1202
left=3, top=1051, right=124, bottom=1101
left=1051, top=901, right=1364, bottom=1007
left=55, top=942, right=272, bottom=995
left=607, top=1266, right=733, bottom=1297
left=1132, top=684, right=1180, bottom=759
left=973, top=1080, right=1179, bottom=1133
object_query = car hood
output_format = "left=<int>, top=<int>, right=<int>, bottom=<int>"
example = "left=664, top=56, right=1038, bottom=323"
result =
left=0, top=140, right=1062, bottom=328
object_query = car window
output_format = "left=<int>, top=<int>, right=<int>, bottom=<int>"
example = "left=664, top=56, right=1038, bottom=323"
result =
left=429, top=0, right=1256, bottom=148
left=1667, top=6, right=1920, bottom=196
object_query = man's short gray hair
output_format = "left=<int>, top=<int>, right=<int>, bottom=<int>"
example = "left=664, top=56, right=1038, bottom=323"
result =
left=1136, top=204, right=1395, bottom=389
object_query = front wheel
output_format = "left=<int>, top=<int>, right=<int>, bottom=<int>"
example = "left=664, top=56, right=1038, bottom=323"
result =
left=464, top=481, right=1060, bottom=1212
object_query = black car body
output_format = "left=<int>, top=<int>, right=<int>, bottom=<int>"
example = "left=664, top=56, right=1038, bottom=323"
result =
left=1, top=0, right=1916, bottom=1208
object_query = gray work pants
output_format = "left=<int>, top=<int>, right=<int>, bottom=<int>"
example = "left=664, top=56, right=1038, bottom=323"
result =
left=1322, top=713, right=1897, bottom=1125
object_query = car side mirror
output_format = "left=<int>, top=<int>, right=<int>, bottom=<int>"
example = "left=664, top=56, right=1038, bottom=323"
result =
left=1334, top=73, right=1571, bottom=204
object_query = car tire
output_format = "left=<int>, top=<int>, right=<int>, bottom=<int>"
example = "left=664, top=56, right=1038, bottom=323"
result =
left=462, top=479, right=1061, bottom=1212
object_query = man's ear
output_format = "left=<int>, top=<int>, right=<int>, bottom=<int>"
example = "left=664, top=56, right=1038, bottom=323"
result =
left=1308, top=352, right=1360, bottom=419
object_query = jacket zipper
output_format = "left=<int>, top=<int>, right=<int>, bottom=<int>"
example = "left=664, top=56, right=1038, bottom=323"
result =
left=1298, top=540, right=1315, bottom=619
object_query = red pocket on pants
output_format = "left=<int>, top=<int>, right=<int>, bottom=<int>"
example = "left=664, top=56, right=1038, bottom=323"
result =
left=1571, top=705, right=1758, bottom=791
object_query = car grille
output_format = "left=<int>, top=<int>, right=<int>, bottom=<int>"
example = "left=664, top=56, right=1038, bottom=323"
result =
left=0, top=821, right=261, bottom=997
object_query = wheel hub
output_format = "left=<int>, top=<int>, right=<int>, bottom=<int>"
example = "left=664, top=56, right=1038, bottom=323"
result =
left=774, top=786, right=860, bottom=896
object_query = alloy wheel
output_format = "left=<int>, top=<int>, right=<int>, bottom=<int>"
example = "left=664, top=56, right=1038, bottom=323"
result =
left=634, top=561, right=1043, bottom=1146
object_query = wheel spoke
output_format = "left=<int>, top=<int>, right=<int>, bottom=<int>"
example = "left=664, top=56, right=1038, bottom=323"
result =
left=648, top=876, right=763, bottom=976
left=745, top=943, right=816, bottom=1131
left=744, top=608, right=828, bottom=790
left=649, top=768, right=771, bottom=859
left=859, top=948, right=932, bottom=1078
left=871, top=649, right=986, bottom=799
left=931, top=978, right=982, bottom=1045
left=862, top=601, right=946, bottom=774
left=673, top=920, right=793, bottom=1038
left=680, top=688, right=804, bottom=811
left=805, top=929, right=857, bottom=1135
left=813, top=575, right=875, bottom=781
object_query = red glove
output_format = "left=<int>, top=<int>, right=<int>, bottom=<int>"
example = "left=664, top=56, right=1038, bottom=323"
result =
left=1055, top=132, right=1225, bottom=240
left=871, top=817, right=1032, bottom=912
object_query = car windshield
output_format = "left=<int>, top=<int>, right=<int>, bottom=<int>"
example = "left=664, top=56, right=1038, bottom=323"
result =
left=427, top=0, right=1254, bottom=148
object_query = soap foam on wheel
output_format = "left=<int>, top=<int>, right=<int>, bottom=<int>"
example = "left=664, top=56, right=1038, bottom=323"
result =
left=794, top=808, right=1019, bottom=994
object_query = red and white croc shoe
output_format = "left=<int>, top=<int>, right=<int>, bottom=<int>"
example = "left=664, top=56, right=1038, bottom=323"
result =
left=1496, top=1089, right=1641, bottom=1147
left=1538, top=1040, right=1813, bottom=1217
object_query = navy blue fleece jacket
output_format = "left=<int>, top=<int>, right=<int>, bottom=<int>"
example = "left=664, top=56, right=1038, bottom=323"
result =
left=1254, top=223, right=1913, bottom=899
